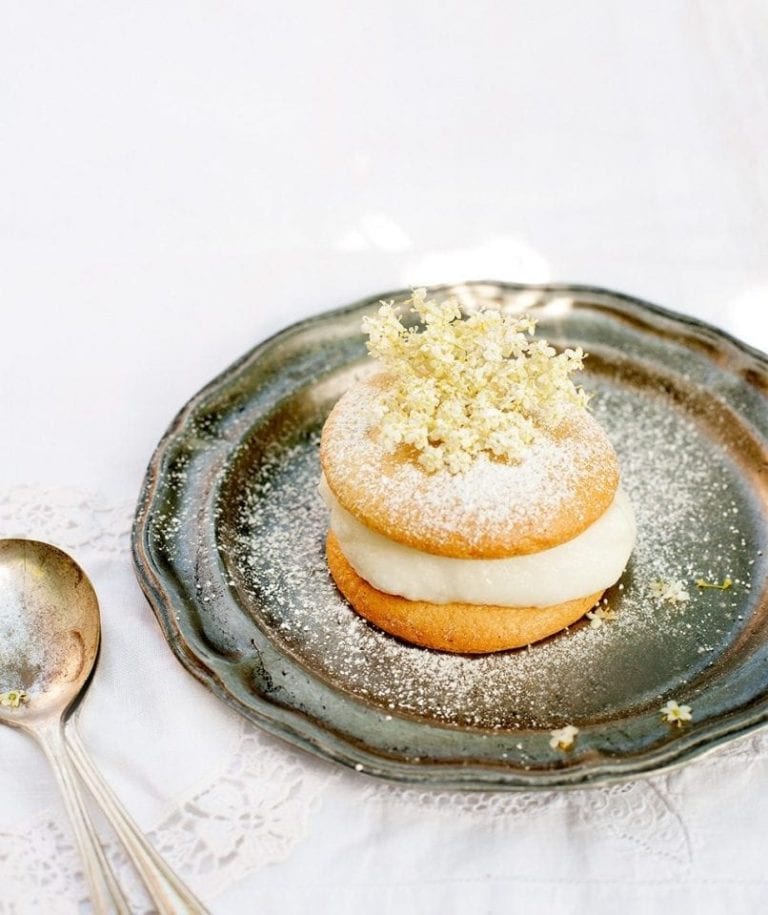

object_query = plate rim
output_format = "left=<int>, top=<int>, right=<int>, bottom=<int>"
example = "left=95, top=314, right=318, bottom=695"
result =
left=132, top=281, right=768, bottom=790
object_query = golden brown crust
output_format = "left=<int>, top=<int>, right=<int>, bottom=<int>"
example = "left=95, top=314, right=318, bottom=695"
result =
left=320, top=374, right=620, bottom=559
left=326, top=532, right=602, bottom=654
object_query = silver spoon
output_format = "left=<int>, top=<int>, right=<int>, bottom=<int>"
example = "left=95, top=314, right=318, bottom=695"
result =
left=0, top=539, right=208, bottom=914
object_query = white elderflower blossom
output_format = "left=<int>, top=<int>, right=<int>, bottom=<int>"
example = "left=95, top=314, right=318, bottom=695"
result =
left=660, top=700, right=693, bottom=727
left=549, top=725, right=579, bottom=751
left=361, top=290, right=590, bottom=474
left=586, top=606, right=618, bottom=629
left=650, top=579, right=690, bottom=606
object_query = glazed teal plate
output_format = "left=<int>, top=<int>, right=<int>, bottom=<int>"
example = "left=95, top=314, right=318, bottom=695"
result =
left=132, top=283, right=768, bottom=789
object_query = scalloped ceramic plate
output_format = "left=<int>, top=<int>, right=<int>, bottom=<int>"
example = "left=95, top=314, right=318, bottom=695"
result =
left=133, top=283, right=768, bottom=790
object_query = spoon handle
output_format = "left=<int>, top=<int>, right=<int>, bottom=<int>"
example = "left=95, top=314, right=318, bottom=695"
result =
left=65, top=723, right=210, bottom=915
left=35, top=721, right=131, bottom=915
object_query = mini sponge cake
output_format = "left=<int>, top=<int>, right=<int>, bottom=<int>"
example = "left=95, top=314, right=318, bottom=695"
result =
left=320, top=292, right=635, bottom=653
left=320, top=374, right=635, bottom=654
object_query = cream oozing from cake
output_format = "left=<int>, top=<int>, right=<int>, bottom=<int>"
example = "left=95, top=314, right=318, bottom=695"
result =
left=320, top=475, right=636, bottom=608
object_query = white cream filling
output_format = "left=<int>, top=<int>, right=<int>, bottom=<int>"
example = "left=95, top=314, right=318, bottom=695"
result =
left=321, top=475, right=636, bottom=608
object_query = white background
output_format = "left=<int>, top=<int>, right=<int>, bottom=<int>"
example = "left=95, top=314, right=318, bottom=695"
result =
left=1, top=2, right=768, bottom=913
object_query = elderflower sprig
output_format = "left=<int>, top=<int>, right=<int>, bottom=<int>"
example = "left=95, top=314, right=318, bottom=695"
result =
left=696, top=577, right=733, bottom=591
left=361, top=289, right=589, bottom=474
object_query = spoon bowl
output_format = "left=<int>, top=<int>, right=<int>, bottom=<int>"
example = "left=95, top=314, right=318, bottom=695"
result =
left=0, top=539, right=100, bottom=724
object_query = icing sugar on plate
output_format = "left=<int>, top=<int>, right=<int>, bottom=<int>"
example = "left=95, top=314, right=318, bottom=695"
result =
left=228, top=373, right=765, bottom=730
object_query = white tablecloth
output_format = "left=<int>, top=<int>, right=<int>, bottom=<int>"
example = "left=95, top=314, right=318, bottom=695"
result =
left=2, top=2, right=768, bottom=912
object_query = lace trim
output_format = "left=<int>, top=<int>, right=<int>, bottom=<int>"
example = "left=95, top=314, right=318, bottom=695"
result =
left=0, top=719, right=334, bottom=913
left=0, top=485, right=135, bottom=557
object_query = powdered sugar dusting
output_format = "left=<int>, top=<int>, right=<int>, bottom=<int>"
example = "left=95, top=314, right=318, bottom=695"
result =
left=0, top=556, right=80, bottom=698
left=0, top=601, right=47, bottom=694
left=222, top=369, right=767, bottom=731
